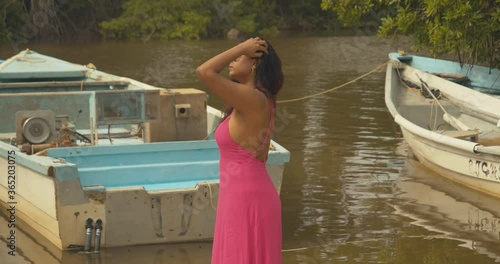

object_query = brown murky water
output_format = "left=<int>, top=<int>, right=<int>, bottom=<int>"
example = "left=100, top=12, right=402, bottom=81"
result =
left=1, top=33, right=500, bottom=263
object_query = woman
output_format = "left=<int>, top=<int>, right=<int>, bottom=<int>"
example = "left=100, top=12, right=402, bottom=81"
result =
left=196, top=37, right=284, bottom=264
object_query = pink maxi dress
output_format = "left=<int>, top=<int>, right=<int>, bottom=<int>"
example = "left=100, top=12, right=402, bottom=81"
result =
left=211, top=103, right=282, bottom=264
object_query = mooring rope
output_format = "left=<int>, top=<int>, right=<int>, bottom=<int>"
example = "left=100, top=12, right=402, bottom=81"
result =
left=276, top=62, right=388, bottom=104
left=201, top=181, right=217, bottom=211
left=203, top=62, right=389, bottom=139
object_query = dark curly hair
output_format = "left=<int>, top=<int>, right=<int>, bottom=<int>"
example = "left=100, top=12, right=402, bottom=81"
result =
left=222, top=36, right=284, bottom=121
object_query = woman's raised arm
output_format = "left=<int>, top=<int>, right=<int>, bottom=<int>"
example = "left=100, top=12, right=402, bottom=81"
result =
left=196, top=38, right=269, bottom=114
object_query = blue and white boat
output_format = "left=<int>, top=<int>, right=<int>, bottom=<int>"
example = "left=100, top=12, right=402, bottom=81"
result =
left=389, top=52, right=500, bottom=94
left=0, top=50, right=290, bottom=250
left=386, top=52, right=500, bottom=199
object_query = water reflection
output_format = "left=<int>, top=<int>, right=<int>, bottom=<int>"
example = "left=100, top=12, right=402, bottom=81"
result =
left=280, top=33, right=409, bottom=263
left=395, top=155, right=500, bottom=261
left=1, top=35, right=500, bottom=263
left=0, top=210, right=212, bottom=264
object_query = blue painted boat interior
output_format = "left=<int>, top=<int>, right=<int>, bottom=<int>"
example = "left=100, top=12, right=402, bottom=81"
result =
left=47, top=141, right=221, bottom=191
left=45, top=141, right=289, bottom=191
left=389, top=53, right=500, bottom=94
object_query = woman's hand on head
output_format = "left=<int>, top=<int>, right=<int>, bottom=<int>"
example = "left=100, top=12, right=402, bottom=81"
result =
left=238, top=37, right=268, bottom=58
left=196, top=36, right=277, bottom=115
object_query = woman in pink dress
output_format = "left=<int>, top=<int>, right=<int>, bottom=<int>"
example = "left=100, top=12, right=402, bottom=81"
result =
left=196, top=37, right=284, bottom=264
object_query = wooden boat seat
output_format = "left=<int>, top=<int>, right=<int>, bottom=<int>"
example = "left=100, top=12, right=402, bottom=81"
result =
left=441, top=130, right=479, bottom=142
left=478, top=137, right=500, bottom=146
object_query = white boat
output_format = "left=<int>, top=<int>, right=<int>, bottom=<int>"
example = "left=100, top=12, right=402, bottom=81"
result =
left=0, top=50, right=290, bottom=251
left=385, top=53, right=500, bottom=198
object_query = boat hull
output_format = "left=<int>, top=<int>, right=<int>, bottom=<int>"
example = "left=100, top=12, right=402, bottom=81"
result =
left=385, top=59, right=500, bottom=199
left=0, top=142, right=287, bottom=249
left=400, top=127, right=500, bottom=198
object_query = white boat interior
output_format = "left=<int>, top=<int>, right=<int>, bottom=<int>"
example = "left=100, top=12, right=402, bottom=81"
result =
left=389, top=62, right=500, bottom=148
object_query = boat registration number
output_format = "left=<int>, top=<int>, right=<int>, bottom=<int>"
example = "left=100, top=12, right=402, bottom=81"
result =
left=468, top=159, right=500, bottom=181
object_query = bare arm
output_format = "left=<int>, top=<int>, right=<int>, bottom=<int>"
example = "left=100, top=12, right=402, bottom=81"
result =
left=196, top=38, right=268, bottom=114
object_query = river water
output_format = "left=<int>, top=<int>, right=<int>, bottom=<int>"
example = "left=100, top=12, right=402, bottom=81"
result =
left=1, top=33, right=500, bottom=263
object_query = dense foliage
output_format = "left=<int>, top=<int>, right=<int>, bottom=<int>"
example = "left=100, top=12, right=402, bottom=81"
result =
left=1, top=0, right=337, bottom=43
left=100, top=0, right=340, bottom=40
left=3, top=0, right=498, bottom=69
left=100, top=0, right=211, bottom=40
left=322, top=0, right=500, bottom=68
left=1, top=0, right=122, bottom=44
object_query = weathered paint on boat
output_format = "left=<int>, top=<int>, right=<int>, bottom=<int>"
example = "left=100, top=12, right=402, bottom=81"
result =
left=0, top=135, right=289, bottom=248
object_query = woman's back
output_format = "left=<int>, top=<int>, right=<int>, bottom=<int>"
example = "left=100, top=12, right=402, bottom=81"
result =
left=212, top=105, right=282, bottom=264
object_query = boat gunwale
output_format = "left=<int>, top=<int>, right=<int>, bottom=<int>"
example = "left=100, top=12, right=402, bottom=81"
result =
left=388, top=52, right=500, bottom=91
left=0, top=141, right=73, bottom=177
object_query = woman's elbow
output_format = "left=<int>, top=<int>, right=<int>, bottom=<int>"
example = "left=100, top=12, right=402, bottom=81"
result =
left=196, top=67, right=215, bottom=84
left=196, top=66, right=207, bottom=79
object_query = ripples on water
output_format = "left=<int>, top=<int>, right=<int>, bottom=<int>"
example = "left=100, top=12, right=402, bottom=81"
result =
left=1, top=34, right=500, bottom=263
